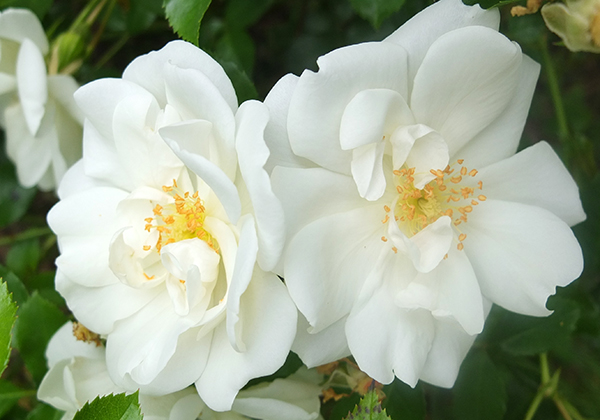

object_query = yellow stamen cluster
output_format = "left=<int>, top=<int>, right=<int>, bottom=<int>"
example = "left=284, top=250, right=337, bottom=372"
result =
left=381, top=159, right=486, bottom=252
left=144, top=180, right=218, bottom=254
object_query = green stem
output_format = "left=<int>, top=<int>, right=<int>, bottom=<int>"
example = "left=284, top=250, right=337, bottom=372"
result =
left=524, top=389, right=546, bottom=420
left=0, top=227, right=54, bottom=247
left=94, top=33, right=130, bottom=69
left=87, top=0, right=117, bottom=55
left=554, top=395, right=574, bottom=420
left=540, top=353, right=550, bottom=385
left=539, top=36, right=571, bottom=146
left=523, top=353, right=553, bottom=420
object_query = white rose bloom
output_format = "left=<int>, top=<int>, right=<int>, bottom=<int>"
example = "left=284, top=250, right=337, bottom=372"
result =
left=39, top=323, right=322, bottom=420
left=47, top=40, right=297, bottom=410
left=266, top=0, right=585, bottom=388
left=0, top=8, right=83, bottom=191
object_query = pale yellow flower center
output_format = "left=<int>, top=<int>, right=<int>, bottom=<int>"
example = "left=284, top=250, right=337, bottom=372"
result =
left=381, top=159, right=486, bottom=254
left=144, top=180, right=218, bottom=255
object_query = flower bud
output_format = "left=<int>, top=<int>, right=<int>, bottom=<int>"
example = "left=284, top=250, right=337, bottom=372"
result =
left=49, top=31, right=86, bottom=74
left=541, top=0, right=600, bottom=52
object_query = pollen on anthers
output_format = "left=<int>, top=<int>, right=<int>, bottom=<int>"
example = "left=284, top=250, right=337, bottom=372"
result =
left=143, top=179, right=218, bottom=255
left=380, top=159, right=486, bottom=252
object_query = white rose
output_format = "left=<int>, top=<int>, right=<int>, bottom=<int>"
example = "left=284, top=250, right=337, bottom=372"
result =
left=47, top=40, right=297, bottom=411
left=0, top=8, right=82, bottom=191
left=266, top=0, right=585, bottom=388
left=39, top=322, right=322, bottom=420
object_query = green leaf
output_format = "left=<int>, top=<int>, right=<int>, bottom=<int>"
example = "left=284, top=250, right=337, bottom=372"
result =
left=452, top=349, right=507, bottom=420
left=0, top=266, right=29, bottom=307
left=382, top=380, right=425, bottom=420
left=220, top=61, right=258, bottom=104
left=163, top=0, right=212, bottom=45
left=0, top=162, right=36, bottom=228
left=501, top=298, right=580, bottom=356
left=0, top=0, right=53, bottom=19
left=127, top=0, right=164, bottom=34
left=462, top=0, right=522, bottom=9
left=73, top=391, right=143, bottom=420
left=0, top=380, right=36, bottom=417
left=26, top=403, right=64, bottom=420
left=6, top=238, right=41, bottom=278
left=0, top=281, right=17, bottom=377
left=225, top=0, right=273, bottom=29
left=13, top=292, right=68, bottom=383
left=349, top=0, right=406, bottom=29
left=343, top=390, right=392, bottom=420
left=216, top=29, right=255, bottom=74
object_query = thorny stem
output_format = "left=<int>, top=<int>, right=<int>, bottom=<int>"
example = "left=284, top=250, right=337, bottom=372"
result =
left=0, top=227, right=53, bottom=247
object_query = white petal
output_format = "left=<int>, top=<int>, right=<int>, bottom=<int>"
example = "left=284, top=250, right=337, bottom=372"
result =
left=226, top=215, right=258, bottom=352
left=402, top=246, right=484, bottom=335
left=287, top=42, right=409, bottom=173
left=350, top=141, right=386, bottom=201
left=74, top=78, right=149, bottom=140
left=346, top=276, right=435, bottom=386
left=0, top=73, right=16, bottom=96
left=236, top=373, right=321, bottom=420
left=4, top=102, right=53, bottom=188
left=462, top=200, right=583, bottom=316
left=292, top=314, right=350, bottom=368
left=390, top=124, right=449, bottom=189
left=50, top=187, right=128, bottom=288
left=0, top=9, right=49, bottom=54
left=16, top=38, right=47, bottom=135
left=163, top=63, right=237, bottom=175
left=419, top=318, right=479, bottom=387
left=410, top=26, right=522, bottom=155
left=81, top=118, right=133, bottom=191
left=37, top=359, right=80, bottom=414
left=453, top=55, right=540, bottom=168
left=112, top=90, right=183, bottom=189
left=121, top=327, right=212, bottom=396
left=263, top=73, right=314, bottom=173
left=163, top=131, right=242, bottom=224
left=388, top=215, right=453, bottom=273
left=55, top=270, right=160, bottom=335
left=123, top=40, right=237, bottom=113
left=284, top=205, right=386, bottom=332
left=477, top=141, right=585, bottom=226
left=384, top=0, right=499, bottom=90
left=196, top=270, right=296, bottom=411
left=235, top=100, right=285, bottom=271
left=47, top=75, right=84, bottom=124
left=271, top=167, right=370, bottom=244
left=340, top=88, right=413, bottom=150
left=106, top=294, right=200, bottom=389
left=45, top=322, right=105, bottom=368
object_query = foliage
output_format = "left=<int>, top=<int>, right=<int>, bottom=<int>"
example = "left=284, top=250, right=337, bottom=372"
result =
left=0, top=281, right=17, bottom=376
left=0, top=0, right=598, bottom=419
left=343, top=390, right=392, bottom=420
left=73, top=392, right=143, bottom=420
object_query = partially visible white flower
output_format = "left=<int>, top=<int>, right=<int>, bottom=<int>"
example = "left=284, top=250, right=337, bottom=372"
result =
left=39, top=322, right=322, bottom=420
left=0, top=8, right=83, bottom=190
left=47, top=40, right=296, bottom=411
left=542, top=0, right=600, bottom=52
left=266, top=0, right=585, bottom=389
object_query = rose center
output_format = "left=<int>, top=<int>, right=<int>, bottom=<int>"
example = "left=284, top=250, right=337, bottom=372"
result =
left=382, top=159, right=486, bottom=252
left=144, top=180, right=218, bottom=253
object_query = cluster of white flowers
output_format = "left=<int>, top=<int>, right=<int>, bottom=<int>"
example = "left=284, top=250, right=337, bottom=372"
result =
left=17, top=0, right=585, bottom=417
left=0, top=9, right=82, bottom=191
